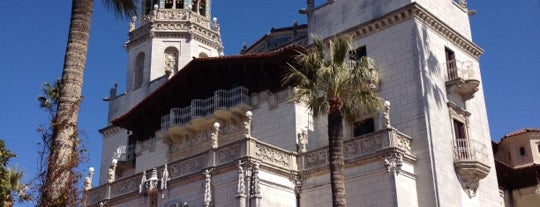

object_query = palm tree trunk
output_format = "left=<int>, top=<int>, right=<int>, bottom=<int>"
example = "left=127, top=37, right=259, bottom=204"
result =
left=39, top=0, right=94, bottom=206
left=328, top=98, right=346, bottom=207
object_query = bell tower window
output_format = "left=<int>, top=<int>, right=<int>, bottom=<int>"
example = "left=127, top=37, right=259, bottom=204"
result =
left=165, top=0, right=184, bottom=9
left=165, top=0, right=173, bottom=9
left=134, top=52, right=145, bottom=90
left=176, top=0, right=184, bottom=9
left=199, top=0, right=207, bottom=16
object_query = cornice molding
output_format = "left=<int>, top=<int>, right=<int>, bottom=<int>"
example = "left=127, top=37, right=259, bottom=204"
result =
left=341, top=3, right=483, bottom=59
left=125, top=21, right=222, bottom=51
left=99, top=125, right=123, bottom=137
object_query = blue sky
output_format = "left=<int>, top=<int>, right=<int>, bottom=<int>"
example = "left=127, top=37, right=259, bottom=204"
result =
left=0, top=1, right=538, bottom=205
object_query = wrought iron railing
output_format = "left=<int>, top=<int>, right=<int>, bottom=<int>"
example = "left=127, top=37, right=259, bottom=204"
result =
left=446, top=60, right=476, bottom=81
left=161, top=86, right=250, bottom=131
left=114, top=144, right=135, bottom=162
left=453, top=138, right=488, bottom=164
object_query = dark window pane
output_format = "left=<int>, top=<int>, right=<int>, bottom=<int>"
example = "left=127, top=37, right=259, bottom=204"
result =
left=353, top=118, right=374, bottom=137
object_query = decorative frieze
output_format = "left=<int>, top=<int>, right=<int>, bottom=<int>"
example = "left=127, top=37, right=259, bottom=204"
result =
left=168, top=154, right=209, bottom=179
left=110, top=173, right=140, bottom=198
left=254, top=143, right=291, bottom=168
left=216, top=143, right=243, bottom=165
left=87, top=185, right=108, bottom=205
left=304, top=149, right=328, bottom=169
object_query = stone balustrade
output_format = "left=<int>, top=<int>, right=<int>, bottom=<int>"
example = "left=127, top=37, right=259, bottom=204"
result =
left=303, top=128, right=412, bottom=171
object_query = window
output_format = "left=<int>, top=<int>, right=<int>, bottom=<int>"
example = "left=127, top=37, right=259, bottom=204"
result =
left=445, top=47, right=457, bottom=79
left=165, top=0, right=173, bottom=9
left=133, top=53, right=145, bottom=90
left=175, top=0, right=184, bottom=9
left=199, top=0, right=207, bottom=16
left=453, top=119, right=466, bottom=140
left=508, top=152, right=512, bottom=161
left=353, top=118, right=375, bottom=137
left=519, top=147, right=526, bottom=156
left=537, top=144, right=540, bottom=153
left=145, top=0, right=159, bottom=14
left=350, top=46, right=367, bottom=61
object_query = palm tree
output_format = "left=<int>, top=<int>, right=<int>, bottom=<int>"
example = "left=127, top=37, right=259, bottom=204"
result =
left=39, top=1, right=138, bottom=206
left=284, top=35, right=381, bottom=207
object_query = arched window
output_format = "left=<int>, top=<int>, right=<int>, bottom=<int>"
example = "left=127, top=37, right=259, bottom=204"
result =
left=192, top=0, right=198, bottom=13
left=133, top=52, right=145, bottom=89
left=165, top=0, right=173, bottom=8
left=164, top=47, right=179, bottom=73
left=199, top=0, right=206, bottom=16
left=175, top=0, right=184, bottom=9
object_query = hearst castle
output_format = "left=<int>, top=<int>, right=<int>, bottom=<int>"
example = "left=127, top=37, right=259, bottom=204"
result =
left=85, top=0, right=503, bottom=206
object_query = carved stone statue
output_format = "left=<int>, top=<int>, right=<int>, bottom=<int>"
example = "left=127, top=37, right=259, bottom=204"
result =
left=237, top=160, right=246, bottom=195
left=211, top=122, right=220, bottom=149
left=139, top=170, right=147, bottom=194
left=251, top=163, right=261, bottom=196
left=164, top=53, right=176, bottom=74
left=297, top=129, right=308, bottom=153
left=129, top=16, right=137, bottom=32
left=161, top=164, right=170, bottom=190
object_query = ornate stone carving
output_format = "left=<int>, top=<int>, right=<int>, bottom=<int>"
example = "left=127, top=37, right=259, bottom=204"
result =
left=203, top=168, right=213, bottom=207
left=110, top=174, right=140, bottom=198
left=211, top=122, right=220, bottom=149
left=84, top=167, right=94, bottom=191
left=139, top=167, right=170, bottom=196
left=129, top=16, right=137, bottom=32
left=383, top=101, right=391, bottom=128
left=251, top=163, right=261, bottom=197
left=304, top=150, right=327, bottom=169
left=168, top=154, right=208, bottom=179
left=394, top=132, right=412, bottom=154
left=236, top=160, right=247, bottom=207
left=161, top=164, right=170, bottom=190
left=254, top=143, right=290, bottom=168
left=244, top=111, right=252, bottom=138
left=216, top=143, right=241, bottom=165
left=297, top=129, right=308, bottom=153
left=383, top=152, right=403, bottom=174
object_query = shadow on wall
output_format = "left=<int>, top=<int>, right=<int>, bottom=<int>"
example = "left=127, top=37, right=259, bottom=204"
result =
left=416, top=24, right=445, bottom=108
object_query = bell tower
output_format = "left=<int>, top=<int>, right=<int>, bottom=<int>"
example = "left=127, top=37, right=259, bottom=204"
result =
left=125, top=0, right=223, bottom=92
left=99, top=0, right=223, bottom=185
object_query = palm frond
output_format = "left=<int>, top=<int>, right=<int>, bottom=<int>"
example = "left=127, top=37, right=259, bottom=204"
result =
left=103, top=0, right=139, bottom=19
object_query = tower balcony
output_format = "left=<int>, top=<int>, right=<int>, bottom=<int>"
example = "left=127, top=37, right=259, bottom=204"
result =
left=445, top=60, right=480, bottom=100
left=453, top=138, right=491, bottom=198
left=113, top=144, right=135, bottom=170
left=160, top=86, right=251, bottom=143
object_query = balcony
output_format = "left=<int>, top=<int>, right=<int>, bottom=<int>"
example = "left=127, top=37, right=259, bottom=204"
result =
left=113, top=144, right=135, bottom=170
left=302, top=128, right=413, bottom=173
left=161, top=86, right=250, bottom=142
left=445, top=60, right=479, bottom=100
left=453, top=138, right=491, bottom=198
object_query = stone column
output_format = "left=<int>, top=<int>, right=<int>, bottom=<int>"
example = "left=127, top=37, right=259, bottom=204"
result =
left=250, top=163, right=262, bottom=207
left=236, top=161, right=247, bottom=207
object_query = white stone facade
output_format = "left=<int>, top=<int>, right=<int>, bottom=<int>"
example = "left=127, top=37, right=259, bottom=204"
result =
left=88, top=0, right=501, bottom=207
